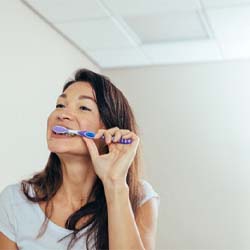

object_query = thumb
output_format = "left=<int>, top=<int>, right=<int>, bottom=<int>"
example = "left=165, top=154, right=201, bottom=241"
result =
left=82, top=137, right=99, bottom=160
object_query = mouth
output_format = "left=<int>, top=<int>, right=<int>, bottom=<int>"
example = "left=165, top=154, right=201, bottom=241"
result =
left=51, top=131, right=78, bottom=138
left=51, top=125, right=78, bottom=138
left=52, top=130, right=76, bottom=135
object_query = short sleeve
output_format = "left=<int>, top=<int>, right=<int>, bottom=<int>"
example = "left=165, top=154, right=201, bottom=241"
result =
left=138, top=180, right=160, bottom=208
left=0, top=185, right=17, bottom=242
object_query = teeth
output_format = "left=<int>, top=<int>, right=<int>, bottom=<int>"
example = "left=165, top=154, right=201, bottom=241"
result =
left=66, top=133, right=76, bottom=137
left=62, top=133, right=75, bottom=137
left=53, top=131, right=76, bottom=137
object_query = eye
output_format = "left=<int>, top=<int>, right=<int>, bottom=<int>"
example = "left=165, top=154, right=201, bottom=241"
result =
left=56, top=104, right=64, bottom=108
left=80, top=106, right=91, bottom=111
left=56, top=104, right=91, bottom=111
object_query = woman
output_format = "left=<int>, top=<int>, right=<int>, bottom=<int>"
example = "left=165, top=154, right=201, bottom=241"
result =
left=0, top=69, right=160, bottom=250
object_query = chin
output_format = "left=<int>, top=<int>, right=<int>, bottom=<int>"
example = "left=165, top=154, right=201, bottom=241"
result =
left=47, top=144, right=89, bottom=155
left=53, top=152, right=89, bottom=157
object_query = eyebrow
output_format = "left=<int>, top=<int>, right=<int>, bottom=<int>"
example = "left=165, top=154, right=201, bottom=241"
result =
left=58, top=93, right=96, bottom=103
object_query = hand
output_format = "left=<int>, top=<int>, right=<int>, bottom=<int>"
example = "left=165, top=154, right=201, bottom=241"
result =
left=82, top=127, right=140, bottom=184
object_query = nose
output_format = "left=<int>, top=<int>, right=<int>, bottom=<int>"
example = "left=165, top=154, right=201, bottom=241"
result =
left=57, top=111, right=74, bottom=121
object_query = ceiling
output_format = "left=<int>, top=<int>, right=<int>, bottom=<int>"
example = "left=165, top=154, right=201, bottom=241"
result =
left=21, top=0, right=250, bottom=69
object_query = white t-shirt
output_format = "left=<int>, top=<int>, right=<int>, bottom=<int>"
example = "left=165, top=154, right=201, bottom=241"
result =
left=0, top=180, right=160, bottom=250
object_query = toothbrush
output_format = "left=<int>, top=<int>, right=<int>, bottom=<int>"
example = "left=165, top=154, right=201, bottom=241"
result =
left=52, top=125, right=132, bottom=144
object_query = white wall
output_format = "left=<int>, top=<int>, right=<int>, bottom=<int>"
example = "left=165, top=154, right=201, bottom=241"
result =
left=104, top=61, right=250, bottom=250
left=1, top=1, right=250, bottom=249
left=0, top=0, right=99, bottom=190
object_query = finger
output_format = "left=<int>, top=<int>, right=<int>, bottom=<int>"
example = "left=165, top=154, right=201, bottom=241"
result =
left=106, top=127, right=119, bottom=143
left=109, top=129, right=130, bottom=143
left=113, top=130, right=122, bottom=142
left=95, top=128, right=130, bottom=144
left=107, top=127, right=120, bottom=134
left=130, top=134, right=140, bottom=148
left=94, top=129, right=105, bottom=139
left=82, top=137, right=99, bottom=159
left=111, top=129, right=130, bottom=142
left=120, top=129, right=130, bottom=135
left=123, top=132, right=140, bottom=148
left=104, top=130, right=112, bottom=144
left=121, top=132, right=133, bottom=139
left=94, top=127, right=119, bottom=139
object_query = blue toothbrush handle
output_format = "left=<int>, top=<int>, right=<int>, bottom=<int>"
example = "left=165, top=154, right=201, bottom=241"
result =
left=101, top=135, right=132, bottom=144
left=78, top=131, right=132, bottom=144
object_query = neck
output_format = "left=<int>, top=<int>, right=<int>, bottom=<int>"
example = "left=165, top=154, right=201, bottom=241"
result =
left=55, top=153, right=97, bottom=210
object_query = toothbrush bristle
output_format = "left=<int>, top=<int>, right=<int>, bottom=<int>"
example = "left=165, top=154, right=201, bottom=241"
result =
left=52, top=125, right=68, bottom=134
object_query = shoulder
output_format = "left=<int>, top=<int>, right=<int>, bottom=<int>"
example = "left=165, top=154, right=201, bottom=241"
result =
left=0, top=183, right=22, bottom=243
left=0, top=183, right=20, bottom=202
left=0, top=182, right=30, bottom=206
left=137, top=179, right=160, bottom=208
left=0, top=182, right=42, bottom=244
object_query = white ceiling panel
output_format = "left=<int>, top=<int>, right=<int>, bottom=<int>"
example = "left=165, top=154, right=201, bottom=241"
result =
left=201, top=0, right=250, bottom=9
left=25, top=0, right=108, bottom=23
left=125, top=11, right=207, bottom=44
left=21, top=0, right=250, bottom=68
left=142, top=40, right=222, bottom=64
left=87, top=47, right=151, bottom=68
left=207, top=6, right=250, bottom=59
left=55, top=17, right=136, bottom=50
left=103, top=0, right=200, bottom=16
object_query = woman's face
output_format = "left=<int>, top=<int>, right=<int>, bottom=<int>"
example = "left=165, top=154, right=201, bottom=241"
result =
left=47, top=81, right=105, bottom=156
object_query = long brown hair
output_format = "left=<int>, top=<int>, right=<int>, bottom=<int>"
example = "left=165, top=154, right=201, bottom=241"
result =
left=21, top=68, right=144, bottom=250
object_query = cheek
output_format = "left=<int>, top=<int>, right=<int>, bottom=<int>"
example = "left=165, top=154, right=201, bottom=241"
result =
left=46, top=112, right=58, bottom=138
left=47, top=111, right=55, bottom=127
left=46, top=116, right=52, bottom=134
left=79, top=119, right=101, bottom=132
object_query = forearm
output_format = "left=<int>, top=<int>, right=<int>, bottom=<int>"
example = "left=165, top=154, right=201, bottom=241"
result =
left=103, top=180, right=145, bottom=250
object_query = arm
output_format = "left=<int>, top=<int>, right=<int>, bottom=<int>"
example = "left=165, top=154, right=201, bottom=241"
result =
left=83, top=128, right=159, bottom=249
left=0, top=233, right=18, bottom=250
left=135, top=197, right=159, bottom=250
left=104, top=180, right=159, bottom=250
